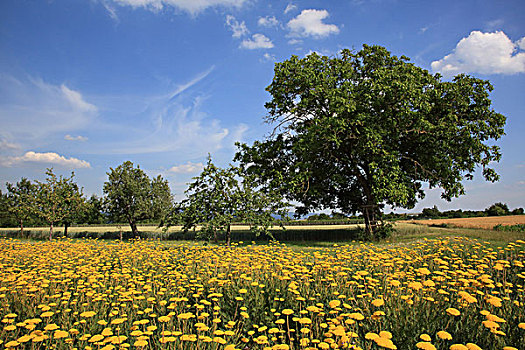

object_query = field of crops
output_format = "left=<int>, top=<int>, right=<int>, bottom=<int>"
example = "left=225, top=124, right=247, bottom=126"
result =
left=410, top=215, right=525, bottom=230
left=1, top=237, right=524, bottom=349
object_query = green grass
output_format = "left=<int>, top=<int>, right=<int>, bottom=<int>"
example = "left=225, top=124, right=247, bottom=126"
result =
left=1, top=222, right=522, bottom=247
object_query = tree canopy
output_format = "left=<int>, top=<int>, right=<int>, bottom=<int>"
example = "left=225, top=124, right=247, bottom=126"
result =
left=33, top=169, right=85, bottom=240
left=166, top=156, right=288, bottom=246
left=103, top=161, right=173, bottom=236
left=236, top=45, right=506, bottom=238
left=5, top=178, right=35, bottom=235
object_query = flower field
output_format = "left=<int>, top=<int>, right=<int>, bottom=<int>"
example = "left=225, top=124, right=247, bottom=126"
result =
left=1, top=237, right=524, bottom=350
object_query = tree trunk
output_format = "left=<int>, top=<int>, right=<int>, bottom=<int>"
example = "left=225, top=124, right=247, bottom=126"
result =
left=119, top=227, right=123, bottom=242
left=19, top=219, right=24, bottom=237
left=49, top=222, right=53, bottom=241
left=64, top=222, right=69, bottom=238
left=130, top=221, right=138, bottom=238
left=226, top=223, right=231, bottom=247
left=362, top=204, right=378, bottom=240
left=213, top=228, right=218, bottom=244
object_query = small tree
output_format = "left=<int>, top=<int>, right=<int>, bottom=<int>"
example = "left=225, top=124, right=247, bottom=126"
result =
left=5, top=178, right=35, bottom=236
left=103, top=161, right=173, bottom=236
left=168, top=157, right=288, bottom=246
left=33, top=169, right=84, bottom=240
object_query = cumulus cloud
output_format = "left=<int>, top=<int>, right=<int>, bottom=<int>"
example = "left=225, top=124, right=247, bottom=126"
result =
left=240, top=34, right=274, bottom=49
left=226, top=15, right=249, bottom=38
left=3, top=151, right=91, bottom=168
left=112, top=0, right=248, bottom=15
left=431, top=31, right=525, bottom=75
left=168, top=161, right=204, bottom=174
left=64, top=135, right=89, bottom=142
left=258, top=16, right=279, bottom=28
left=287, top=9, right=339, bottom=38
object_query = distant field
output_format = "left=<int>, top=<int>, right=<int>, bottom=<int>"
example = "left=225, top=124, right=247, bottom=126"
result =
left=405, top=214, right=525, bottom=229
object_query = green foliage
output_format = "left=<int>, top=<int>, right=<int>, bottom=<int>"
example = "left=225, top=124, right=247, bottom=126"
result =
left=79, top=194, right=107, bottom=225
left=166, top=156, right=288, bottom=245
left=236, top=45, right=506, bottom=239
left=5, top=178, right=35, bottom=233
left=486, top=202, right=510, bottom=216
left=493, top=224, right=525, bottom=232
left=103, top=161, right=173, bottom=236
left=33, top=169, right=85, bottom=239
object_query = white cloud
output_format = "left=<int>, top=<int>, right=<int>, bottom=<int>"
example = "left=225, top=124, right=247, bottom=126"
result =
left=0, top=139, right=20, bottom=151
left=431, top=31, right=525, bottom=75
left=518, top=37, right=525, bottom=50
left=284, top=3, right=297, bottom=14
left=288, top=38, right=302, bottom=45
left=240, top=34, right=274, bottom=49
left=64, top=134, right=89, bottom=142
left=0, top=76, right=97, bottom=142
left=61, top=85, right=98, bottom=113
left=3, top=151, right=91, bottom=168
left=262, top=53, right=276, bottom=61
left=258, top=16, right=278, bottom=28
left=168, top=161, right=204, bottom=174
left=287, top=9, right=339, bottom=38
left=225, top=15, right=249, bottom=38
left=112, top=0, right=248, bottom=15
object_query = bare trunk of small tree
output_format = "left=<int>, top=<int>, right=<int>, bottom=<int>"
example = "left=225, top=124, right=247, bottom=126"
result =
left=64, top=222, right=69, bottom=238
left=226, top=223, right=231, bottom=247
left=19, top=219, right=24, bottom=237
left=49, top=222, right=53, bottom=241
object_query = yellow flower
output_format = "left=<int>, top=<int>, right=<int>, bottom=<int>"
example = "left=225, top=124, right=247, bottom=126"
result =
left=436, top=331, right=452, bottom=340
left=329, top=300, right=341, bottom=308
left=89, top=334, right=104, bottom=342
left=158, top=316, right=170, bottom=322
left=420, top=334, right=431, bottom=342
left=416, top=342, right=436, bottom=350
left=54, top=330, right=69, bottom=339
left=465, top=344, right=482, bottom=350
left=282, top=309, right=294, bottom=315
left=80, top=311, right=96, bottom=318
left=134, top=339, right=148, bottom=347
left=372, top=299, right=385, bottom=307
left=446, top=308, right=461, bottom=316
left=379, top=331, right=392, bottom=339
left=449, top=344, right=468, bottom=350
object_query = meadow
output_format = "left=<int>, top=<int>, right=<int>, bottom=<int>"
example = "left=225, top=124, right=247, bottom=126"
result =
left=1, top=226, right=524, bottom=350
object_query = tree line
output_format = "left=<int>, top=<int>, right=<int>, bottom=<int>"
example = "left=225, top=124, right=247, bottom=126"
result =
left=1, top=45, right=512, bottom=241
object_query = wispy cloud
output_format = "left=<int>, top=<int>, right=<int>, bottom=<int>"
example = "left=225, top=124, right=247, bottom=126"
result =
left=0, top=75, right=97, bottom=142
left=0, top=139, right=21, bottom=151
left=287, top=9, right=339, bottom=38
left=110, top=0, right=248, bottom=15
left=1, top=151, right=91, bottom=168
left=431, top=31, right=525, bottom=75
left=284, top=3, right=297, bottom=14
left=64, top=135, right=89, bottom=142
left=240, top=34, right=274, bottom=49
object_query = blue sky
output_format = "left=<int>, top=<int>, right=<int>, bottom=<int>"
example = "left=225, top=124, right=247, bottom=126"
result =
left=1, top=0, right=524, bottom=213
